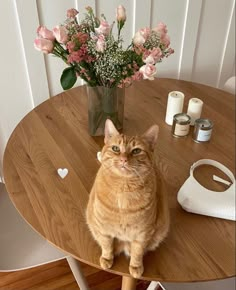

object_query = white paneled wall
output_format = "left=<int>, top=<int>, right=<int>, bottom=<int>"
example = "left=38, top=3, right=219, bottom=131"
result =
left=0, top=0, right=37, bottom=175
left=192, top=0, right=235, bottom=87
left=0, top=0, right=235, bottom=176
left=152, top=0, right=187, bottom=79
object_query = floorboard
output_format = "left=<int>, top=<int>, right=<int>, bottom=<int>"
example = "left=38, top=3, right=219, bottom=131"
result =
left=0, top=259, right=151, bottom=290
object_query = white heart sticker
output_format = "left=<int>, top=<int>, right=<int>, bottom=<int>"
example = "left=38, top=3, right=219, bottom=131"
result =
left=57, top=168, right=68, bottom=179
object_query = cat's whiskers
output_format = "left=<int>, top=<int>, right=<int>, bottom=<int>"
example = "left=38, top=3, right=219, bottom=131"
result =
left=101, top=161, right=114, bottom=173
left=136, top=159, right=155, bottom=168
left=134, top=161, right=156, bottom=173
left=129, top=165, right=145, bottom=185
left=132, top=163, right=154, bottom=172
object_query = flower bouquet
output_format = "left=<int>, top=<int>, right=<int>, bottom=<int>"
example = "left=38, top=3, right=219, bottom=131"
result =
left=34, top=5, right=174, bottom=135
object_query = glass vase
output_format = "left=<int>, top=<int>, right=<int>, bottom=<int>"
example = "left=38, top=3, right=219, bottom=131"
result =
left=87, top=86, right=125, bottom=136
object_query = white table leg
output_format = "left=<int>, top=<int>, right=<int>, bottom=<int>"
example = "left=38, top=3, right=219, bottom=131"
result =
left=66, top=256, right=89, bottom=290
left=146, top=281, right=166, bottom=290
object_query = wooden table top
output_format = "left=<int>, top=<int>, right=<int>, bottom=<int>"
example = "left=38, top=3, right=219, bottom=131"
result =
left=3, top=78, right=235, bottom=282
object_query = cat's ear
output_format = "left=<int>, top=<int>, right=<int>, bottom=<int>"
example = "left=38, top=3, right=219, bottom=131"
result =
left=104, top=119, right=119, bottom=144
left=142, top=125, right=159, bottom=151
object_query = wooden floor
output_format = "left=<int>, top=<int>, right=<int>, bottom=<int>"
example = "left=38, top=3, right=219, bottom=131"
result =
left=0, top=258, right=151, bottom=290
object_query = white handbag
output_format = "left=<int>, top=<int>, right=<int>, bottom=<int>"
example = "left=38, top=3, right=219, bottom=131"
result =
left=177, top=159, right=236, bottom=221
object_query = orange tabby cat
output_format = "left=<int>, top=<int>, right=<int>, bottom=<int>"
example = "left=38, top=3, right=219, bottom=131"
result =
left=86, top=119, right=169, bottom=278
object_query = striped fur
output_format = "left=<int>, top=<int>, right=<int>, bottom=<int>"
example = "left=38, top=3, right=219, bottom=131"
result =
left=86, top=120, right=169, bottom=278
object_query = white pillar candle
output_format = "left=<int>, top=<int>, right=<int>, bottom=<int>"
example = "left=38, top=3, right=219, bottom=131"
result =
left=165, top=91, right=185, bottom=125
left=187, top=98, right=203, bottom=125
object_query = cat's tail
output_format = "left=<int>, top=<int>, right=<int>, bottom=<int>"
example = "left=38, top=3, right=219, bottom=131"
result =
left=114, top=239, right=130, bottom=257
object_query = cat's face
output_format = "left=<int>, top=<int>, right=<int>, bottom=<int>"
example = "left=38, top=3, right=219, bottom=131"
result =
left=100, top=120, right=159, bottom=177
left=101, top=135, right=153, bottom=177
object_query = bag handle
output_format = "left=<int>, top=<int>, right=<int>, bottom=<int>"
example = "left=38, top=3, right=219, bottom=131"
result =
left=190, top=159, right=235, bottom=185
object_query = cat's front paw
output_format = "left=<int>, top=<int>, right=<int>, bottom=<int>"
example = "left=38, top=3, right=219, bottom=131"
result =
left=100, top=256, right=114, bottom=269
left=129, top=264, right=144, bottom=278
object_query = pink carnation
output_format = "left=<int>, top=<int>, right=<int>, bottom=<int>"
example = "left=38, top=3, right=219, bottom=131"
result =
left=67, top=33, right=88, bottom=53
left=85, top=6, right=93, bottom=13
left=132, top=71, right=143, bottom=81
left=67, top=44, right=94, bottom=63
left=67, top=8, right=79, bottom=18
left=67, top=45, right=88, bottom=62
left=143, top=48, right=162, bottom=64
left=165, top=48, right=175, bottom=57
left=66, top=41, right=76, bottom=53
left=76, top=32, right=88, bottom=44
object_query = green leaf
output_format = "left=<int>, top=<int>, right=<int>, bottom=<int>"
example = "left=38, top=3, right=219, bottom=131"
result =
left=60, top=67, right=77, bottom=90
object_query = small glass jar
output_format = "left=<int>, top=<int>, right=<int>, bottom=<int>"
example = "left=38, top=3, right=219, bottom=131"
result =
left=193, top=118, right=213, bottom=143
left=172, top=113, right=191, bottom=137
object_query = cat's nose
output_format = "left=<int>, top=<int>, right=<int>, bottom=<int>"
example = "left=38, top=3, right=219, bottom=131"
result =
left=120, top=156, right=127, bottom=164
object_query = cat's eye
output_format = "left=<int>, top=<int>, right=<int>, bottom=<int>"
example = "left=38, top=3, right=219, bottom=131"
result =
left=132, top=148, right=141, bottom=155
left=112, top=145, right=120, bottom=153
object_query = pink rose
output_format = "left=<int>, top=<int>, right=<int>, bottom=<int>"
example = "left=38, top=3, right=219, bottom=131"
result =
left=161, top=34, right=170, bottom=48
left=139, top=27, right=151, bottom=39
left=67, top=8, right=79, bottom=18
left=96, top=35, right=106, bottom=52
left=116, top=5, right=126, bottom=22
left=153, top=22, right=168, bottom=35
left=95, top=21, right=110, bottom=36
left=133, top=28, right=150, bottom=46
left=37, top=26, right=55, bottom=41
left=143, top=48, right=162, bottom=64
left=53, top=26, right=68, bottom=44
left=34, top=38, right=54, bottom=54
left=133, top=31, right=146, bottom=46
left=139, top=64, right=157, bottom=80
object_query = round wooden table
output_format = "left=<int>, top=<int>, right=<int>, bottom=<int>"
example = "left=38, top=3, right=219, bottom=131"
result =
left=3, top=79, right=235, bottom=289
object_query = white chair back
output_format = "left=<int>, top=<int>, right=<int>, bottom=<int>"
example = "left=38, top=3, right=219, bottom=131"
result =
left=0, top=183, right=66, bottom=271
left=223, top=76, right=236, bottom=94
